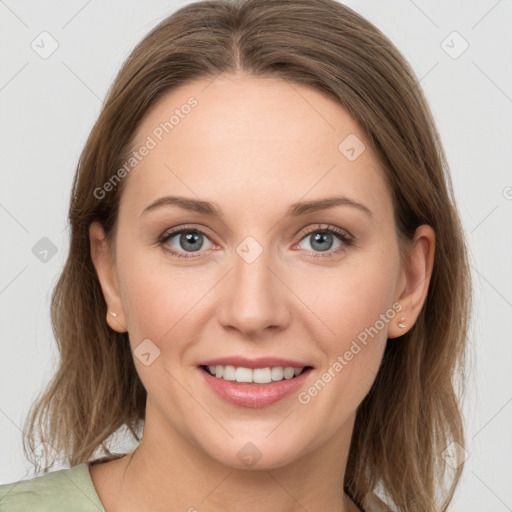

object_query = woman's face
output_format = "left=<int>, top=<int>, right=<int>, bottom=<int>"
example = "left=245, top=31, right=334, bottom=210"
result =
left=93, top=73, right=410, bottom=470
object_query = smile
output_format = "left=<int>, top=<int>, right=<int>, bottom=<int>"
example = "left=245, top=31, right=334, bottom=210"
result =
left=201, top=364, right=311, bottom=384
left=198, top=364, right=314, bottom=408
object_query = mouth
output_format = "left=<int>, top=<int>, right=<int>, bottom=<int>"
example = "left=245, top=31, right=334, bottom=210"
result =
left=198, top=363, right=315, bottom=408
left=199, top=364, right=314, bottom=385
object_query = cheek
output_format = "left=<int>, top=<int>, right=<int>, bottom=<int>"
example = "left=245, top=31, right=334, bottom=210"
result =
left=116, top=245, right=213, bottom=355
left=296, top=256, right=398, bottom=343
left=292, top=254, right=398, bottom=396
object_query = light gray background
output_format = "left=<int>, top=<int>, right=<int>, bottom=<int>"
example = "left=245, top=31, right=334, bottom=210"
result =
left=1, top=1, right=511, bottom=510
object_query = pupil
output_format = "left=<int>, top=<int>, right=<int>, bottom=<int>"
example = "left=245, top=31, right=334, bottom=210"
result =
left=181, top=232, right=202, bottom=252
left=311, top=232, right=332, bottom=252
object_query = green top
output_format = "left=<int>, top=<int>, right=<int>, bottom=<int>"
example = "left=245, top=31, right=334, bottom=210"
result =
left=0, top=463, right=105, bottom=512
left=0, top=463, right=391, bottom=511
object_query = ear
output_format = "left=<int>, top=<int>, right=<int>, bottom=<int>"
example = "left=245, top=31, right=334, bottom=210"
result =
left=89, top=221, right=127, bottom=333
left=388, top=224, right=435, bottom=339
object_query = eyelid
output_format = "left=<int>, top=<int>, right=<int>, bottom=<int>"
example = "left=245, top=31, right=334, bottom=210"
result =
left=158, top=223, right=214, bottom=241
left=294, top=223, right=353, bottom=242
left=158, top=222, right=353, bottom=259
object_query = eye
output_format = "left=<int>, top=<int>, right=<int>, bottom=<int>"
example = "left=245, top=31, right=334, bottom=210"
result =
left=295, top=224, right=353, bottom=257
left=158, top=225, right=215, bottom=259
left=158, top=223, right=353, bottom=260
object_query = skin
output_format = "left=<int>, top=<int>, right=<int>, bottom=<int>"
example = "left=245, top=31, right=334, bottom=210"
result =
left=89, top=72, right=435, bottom=512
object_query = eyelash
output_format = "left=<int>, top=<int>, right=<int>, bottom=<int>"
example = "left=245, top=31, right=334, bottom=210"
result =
left=157, top=223, right=353, bottom=260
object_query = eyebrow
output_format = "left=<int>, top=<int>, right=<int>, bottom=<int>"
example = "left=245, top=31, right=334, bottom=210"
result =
left=140, top=195, right=373, bottom=219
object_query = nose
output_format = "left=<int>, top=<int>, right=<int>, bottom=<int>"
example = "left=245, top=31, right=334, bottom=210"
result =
left=216, top=246, right=292, bottom=338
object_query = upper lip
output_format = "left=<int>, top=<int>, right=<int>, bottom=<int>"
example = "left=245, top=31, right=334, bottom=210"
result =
left=198, top=356, right=313, bottom=369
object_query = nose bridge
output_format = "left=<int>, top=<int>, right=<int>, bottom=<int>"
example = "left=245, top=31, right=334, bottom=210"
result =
left=216, top=235, right=290, bottom=334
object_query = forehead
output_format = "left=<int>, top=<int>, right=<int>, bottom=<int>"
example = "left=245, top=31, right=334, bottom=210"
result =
left=120, top=73, right=392, bottom=223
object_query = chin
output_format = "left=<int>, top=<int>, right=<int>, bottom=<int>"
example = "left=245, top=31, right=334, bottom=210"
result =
left=201, top=434, right=310, bottom=471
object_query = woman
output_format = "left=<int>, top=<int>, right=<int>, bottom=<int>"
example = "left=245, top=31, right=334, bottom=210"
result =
left=0, top=0, right=471, bottom=510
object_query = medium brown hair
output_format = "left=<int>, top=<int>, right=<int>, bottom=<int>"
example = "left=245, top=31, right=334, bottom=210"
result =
left=22, top=1, right=472, bottom=510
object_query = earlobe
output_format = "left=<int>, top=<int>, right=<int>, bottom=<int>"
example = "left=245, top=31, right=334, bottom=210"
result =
left=89, top=221, right=127, bottom=333
left=388, top=225, right=435, bottom=339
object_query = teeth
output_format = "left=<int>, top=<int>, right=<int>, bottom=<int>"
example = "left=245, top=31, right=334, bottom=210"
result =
left=235, top=366, right=253, bottom=383
left=223, top=365, right=236, bottom=381
left=205, top=365, right=306, bottom=384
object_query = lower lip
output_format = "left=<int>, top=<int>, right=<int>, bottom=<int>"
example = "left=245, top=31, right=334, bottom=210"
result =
left=199, top=366, right=313, bottom=408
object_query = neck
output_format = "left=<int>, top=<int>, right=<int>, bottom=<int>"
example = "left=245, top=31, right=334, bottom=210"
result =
left=99, top=401, right=360, bottom=512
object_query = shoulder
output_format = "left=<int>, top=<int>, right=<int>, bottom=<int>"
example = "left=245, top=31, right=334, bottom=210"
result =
left=0, top=463, right=105, bottom=512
